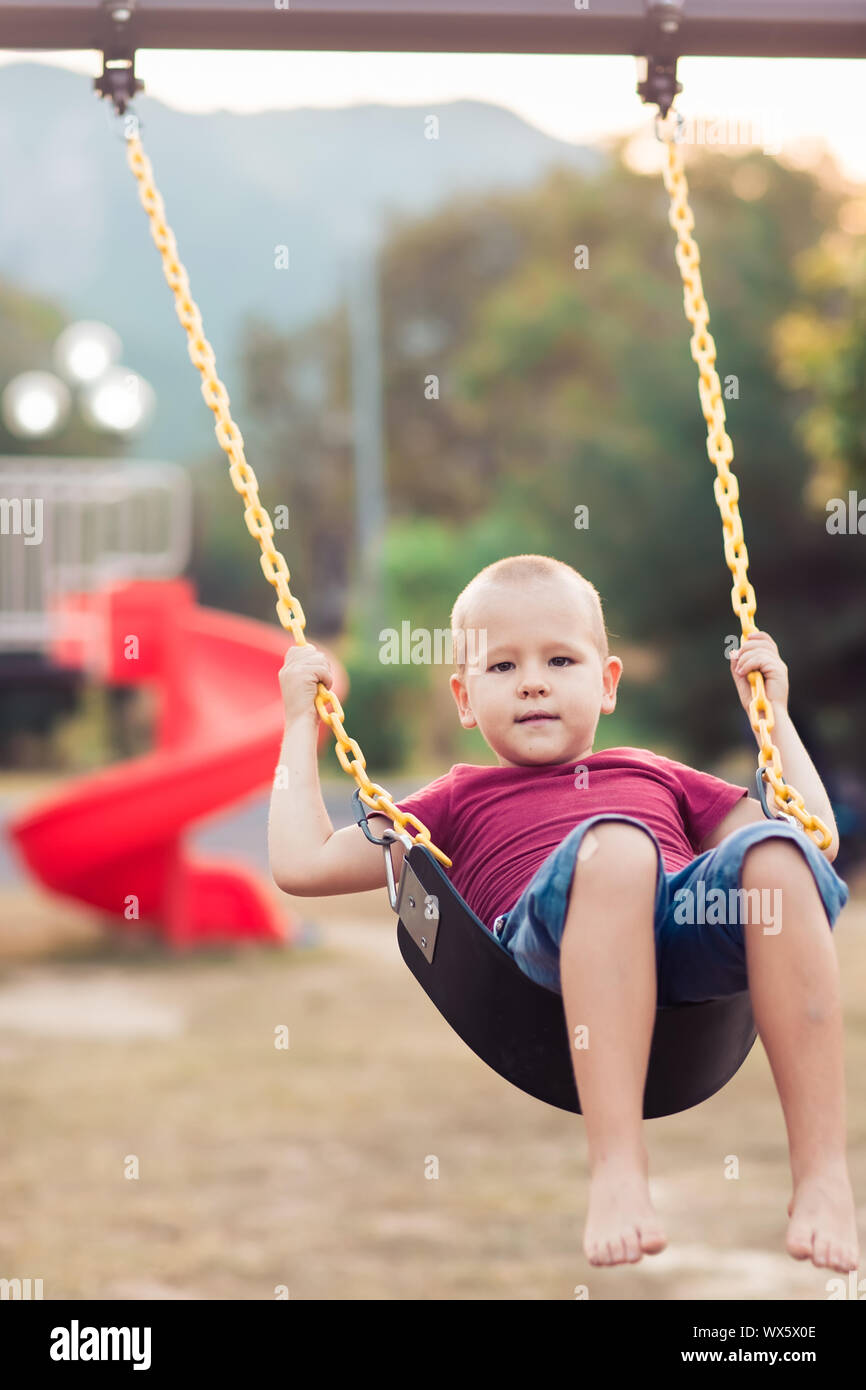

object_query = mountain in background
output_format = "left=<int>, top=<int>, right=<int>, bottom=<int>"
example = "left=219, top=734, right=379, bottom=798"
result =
left=0, top=61, right=603, bottom=462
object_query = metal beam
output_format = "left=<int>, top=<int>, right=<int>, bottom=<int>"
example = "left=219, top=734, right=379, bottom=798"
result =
left=0, top=1, right=864, bottom=58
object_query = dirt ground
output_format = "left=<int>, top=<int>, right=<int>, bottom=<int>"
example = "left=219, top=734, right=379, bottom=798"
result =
left=1, top=818, right=864, bottom=1301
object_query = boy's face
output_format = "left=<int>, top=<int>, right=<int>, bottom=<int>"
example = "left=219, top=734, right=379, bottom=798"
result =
left=449, top=577, right=622, bottom=768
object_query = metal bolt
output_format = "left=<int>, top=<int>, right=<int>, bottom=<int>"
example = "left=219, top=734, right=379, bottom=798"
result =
left=408, top=895, right=415, bottom=909
left=420, top=936, right=427, bottom=949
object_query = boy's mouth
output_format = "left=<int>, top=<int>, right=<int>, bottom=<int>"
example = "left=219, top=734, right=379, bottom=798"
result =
left=515, top=711, right=559, bottom=723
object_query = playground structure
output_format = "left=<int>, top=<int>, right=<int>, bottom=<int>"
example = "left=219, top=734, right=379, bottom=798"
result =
left=0, top=458, right=191, bottom=764
left=2, top=460, right=344, bottom=946
left=0, top=458, right=190, bottom=656
left=2, top=1, right=864, bottom=57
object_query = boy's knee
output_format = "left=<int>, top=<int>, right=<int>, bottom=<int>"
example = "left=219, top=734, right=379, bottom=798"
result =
left=574, top=821, right=659, bottom=881
left=741, top=833, right=812, bottom=881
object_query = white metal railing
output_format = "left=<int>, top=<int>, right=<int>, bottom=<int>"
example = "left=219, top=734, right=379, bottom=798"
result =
left=0, top=458, right=191, bottom=652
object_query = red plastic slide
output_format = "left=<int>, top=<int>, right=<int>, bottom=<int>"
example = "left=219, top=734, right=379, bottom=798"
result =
left=7, top=579, right=346, bottom=947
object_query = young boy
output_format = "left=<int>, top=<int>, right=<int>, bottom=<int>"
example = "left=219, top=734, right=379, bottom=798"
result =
left=269, top=554, right=858, bottom=1273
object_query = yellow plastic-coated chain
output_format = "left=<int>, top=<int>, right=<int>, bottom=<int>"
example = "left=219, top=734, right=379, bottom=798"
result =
left=123, top=128, right=451, bottom=868
left=658, top=118, right=832, bottom=851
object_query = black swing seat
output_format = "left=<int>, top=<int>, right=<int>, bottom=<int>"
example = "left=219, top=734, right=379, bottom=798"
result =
left=396, top=844, right=758, bottom=1119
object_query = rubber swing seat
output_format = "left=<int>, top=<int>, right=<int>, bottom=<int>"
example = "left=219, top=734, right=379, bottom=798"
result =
left=397, top=844, right=758, bottom=1118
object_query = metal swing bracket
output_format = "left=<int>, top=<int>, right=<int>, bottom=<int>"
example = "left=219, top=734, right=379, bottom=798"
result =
left=394, top=860, right=440, bottom=964
left=352, top=789, right=440, bottom=961
left=636, top=1, right=684, bottom=119
left=94, top=2, right=145, bottom=117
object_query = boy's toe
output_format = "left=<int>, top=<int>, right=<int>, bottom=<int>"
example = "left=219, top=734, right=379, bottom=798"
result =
left=638, top=1221, right=667, bottom=1255
left=785, top=1222, right=813, bottom=1260
left=623, top=1229, right=643, bottom=1263
left=813, top=1237, right=831, bottom=1268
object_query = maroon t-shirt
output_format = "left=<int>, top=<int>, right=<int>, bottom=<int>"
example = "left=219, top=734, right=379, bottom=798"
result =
left=395, top=746, right=750, bottom=931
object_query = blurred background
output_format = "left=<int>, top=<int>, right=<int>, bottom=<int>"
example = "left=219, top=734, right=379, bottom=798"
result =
left=0, top=41, right=864, bottom=1301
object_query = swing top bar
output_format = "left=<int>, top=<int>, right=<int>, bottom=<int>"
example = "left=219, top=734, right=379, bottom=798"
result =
left=1, top=0, right=864, bottom=58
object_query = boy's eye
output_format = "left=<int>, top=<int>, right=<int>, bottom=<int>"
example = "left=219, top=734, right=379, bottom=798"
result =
left=488, top=657, right=577, bottom=673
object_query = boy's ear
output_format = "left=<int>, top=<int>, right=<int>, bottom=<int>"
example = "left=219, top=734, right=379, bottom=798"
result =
left=449, top=671, right=477, bottom=729
left=600, top=655, right=624, bottom=714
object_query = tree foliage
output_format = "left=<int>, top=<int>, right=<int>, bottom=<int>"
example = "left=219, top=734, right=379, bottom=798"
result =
left=232, top=142, right=864, bottom=780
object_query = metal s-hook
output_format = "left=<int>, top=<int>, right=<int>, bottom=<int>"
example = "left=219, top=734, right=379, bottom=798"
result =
left=756, top=767, right=801, bottom=829
left=654, top=108, right=685, bottom=143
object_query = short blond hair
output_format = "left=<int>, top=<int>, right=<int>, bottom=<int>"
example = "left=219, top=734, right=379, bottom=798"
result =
left=450, top=554, right=609, bottom=672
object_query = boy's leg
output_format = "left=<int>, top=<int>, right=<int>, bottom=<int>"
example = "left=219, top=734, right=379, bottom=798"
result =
left=740, top=838, right=859, bottom=1273
left=559, top=821, right=667, bottom=1265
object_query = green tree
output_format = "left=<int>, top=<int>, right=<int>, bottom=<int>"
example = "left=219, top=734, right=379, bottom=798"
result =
left=378, top=145, right=850, bottom=770
left=773, top=210, right=866, bottom=496
left=232, top=143, right=865, bottom=786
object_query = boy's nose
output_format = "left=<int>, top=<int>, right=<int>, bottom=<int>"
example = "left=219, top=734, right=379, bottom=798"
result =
left=518, top=674, right=551, bottom=696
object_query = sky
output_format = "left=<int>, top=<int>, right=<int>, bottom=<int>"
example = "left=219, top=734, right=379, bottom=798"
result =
left=0, top=49, right=864, bottom=185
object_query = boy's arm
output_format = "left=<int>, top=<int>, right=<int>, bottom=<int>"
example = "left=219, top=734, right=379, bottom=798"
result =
left=724, top=632, right=841, bottom=863
left=267, top=644, right=408, bottom=895
left=698, top=793, right=767, bottom=854
left=270, top=800, right=406, bottom=896
left=764, top=707, right=840, bottom=861
left=700, top=785, right=839, bottom=863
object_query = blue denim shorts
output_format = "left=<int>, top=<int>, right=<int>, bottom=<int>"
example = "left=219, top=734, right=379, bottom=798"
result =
left=493, top=814, right=850, bottom=1006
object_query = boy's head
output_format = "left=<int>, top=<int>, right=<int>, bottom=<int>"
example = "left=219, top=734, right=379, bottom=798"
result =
left=449, top=555, right=622, bottom=769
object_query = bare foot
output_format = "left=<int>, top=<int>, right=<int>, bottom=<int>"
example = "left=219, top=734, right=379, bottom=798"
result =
left=786, top=1167, right=859, bottom=1272
left=584, top=1163, right=667, bottom=1266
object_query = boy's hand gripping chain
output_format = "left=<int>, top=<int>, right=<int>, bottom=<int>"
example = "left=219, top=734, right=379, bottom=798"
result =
left=122, top=127, right=451, bottom=868
left=657, top=114, right=832, bottom=851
